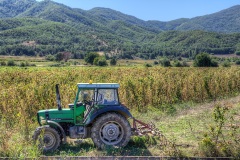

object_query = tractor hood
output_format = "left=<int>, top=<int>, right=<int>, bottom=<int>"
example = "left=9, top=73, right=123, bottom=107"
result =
left=37, top=108, right=74, bottom=125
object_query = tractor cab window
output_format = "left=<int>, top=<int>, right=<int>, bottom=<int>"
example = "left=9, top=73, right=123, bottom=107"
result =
left=78, top=89, right=94, bottom=104
left=97, top=89, right=119, bottom=105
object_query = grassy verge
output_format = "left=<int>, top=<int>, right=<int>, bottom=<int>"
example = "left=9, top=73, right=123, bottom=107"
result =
left=132, top=95, right=240, bottom=157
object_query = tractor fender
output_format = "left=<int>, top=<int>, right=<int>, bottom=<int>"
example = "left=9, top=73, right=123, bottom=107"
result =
left=46, top=120, right=67, bottom=144
left=84, top=105, right=133, bottom=126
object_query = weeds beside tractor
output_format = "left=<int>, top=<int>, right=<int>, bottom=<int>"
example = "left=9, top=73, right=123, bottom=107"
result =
left=33, top=83, right=163, bottom=152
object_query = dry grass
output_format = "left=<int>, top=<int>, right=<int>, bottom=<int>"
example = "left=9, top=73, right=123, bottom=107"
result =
left=132, top=95, right=240, bottom=156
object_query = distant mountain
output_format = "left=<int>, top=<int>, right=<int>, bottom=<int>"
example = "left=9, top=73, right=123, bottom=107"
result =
left=88, top=5, right=240, bottom=33
left=88, top=7, right=162, bottom=33
left=148, top=18, right=190, bottom=31
left=176, top=5, right=240, bottom=33
left=18, top=1, right=93, bottom=25
left=0, top=0, right=240, bottom=58
left=1, top=0, right=240, bottom=33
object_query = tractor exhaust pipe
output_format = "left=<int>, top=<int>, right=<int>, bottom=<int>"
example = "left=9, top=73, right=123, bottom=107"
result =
left=56, top=84, right=62, bottom=111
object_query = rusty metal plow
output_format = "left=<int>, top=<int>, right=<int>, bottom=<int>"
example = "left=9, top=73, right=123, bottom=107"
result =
left=131, top=118, right=178, bottom=151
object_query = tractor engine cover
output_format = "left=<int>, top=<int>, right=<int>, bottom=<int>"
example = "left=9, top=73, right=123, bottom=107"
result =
left=69, top=126, right=87, bottom=139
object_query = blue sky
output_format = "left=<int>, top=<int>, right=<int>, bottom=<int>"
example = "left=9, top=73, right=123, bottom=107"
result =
left=46, top=0, right=239, bottom=21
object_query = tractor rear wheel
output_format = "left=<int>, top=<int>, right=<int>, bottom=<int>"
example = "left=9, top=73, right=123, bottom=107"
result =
left=91, top=112, right=131, bottom=149
left=33, top=126, right=60, bottom=152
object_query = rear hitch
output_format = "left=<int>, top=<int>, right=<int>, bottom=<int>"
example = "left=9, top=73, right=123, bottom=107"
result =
left=131, top=118, right=156, bottom=136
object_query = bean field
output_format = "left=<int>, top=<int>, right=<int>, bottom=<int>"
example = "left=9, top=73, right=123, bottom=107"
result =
left=0, top=67, right=240, bottom=157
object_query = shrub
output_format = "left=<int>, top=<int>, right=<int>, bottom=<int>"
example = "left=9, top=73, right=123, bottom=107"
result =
left=235, top=51, right=240, bottom=56
left=110, top=58, right=117, bottom=66
left=222, top=61, right=231, bottom=67
left=85, top=52, right=99, bottom=65
left=45, top=54, right=55, bottom=61
left=235, top=60, right=240, bottom=65
left=73, top=61, right=79, bottom=65
left=0, top=61, right=6, bottom=66
left=7, top=60, right=15, bottom=66
left=194, top=53, right=218, bottom=67
left=20, top=62, right=26, bottom=67
left=55, top=52, right=64, bottom=62
left=198, top=104, right=240, bottom=157
left=199, top=135, right=219, bottom=157
left=160, top=58, right=171, bottom=67
left=173, top=61, right=182, bottom=67
left=210, top=59, right=219, bottom=67
left=93, top=57, right=108, bottom=66
left=153, top=61, right=159, bottom=65
left=177, top=57, right=182, bottom=61
left=144, top=63, right=152, bottom=67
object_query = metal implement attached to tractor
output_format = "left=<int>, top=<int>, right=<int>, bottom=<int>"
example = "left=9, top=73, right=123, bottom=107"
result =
left=33, top=83, right=164, bottom=152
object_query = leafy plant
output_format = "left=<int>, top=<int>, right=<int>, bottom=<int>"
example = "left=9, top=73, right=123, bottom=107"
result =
left=235, top=51, right=240, bottom=56
left=0, top=61, right=6, bottom=66
left=236, top=60, right=240, bottom=65
left=222, top=61, right=231, bottom=67
left=85, top=52, right=99, bottom=65
left=110, top=58, right=117, bottom=66
left=7, top=60, right=15, bottom=66
left=199, top=104, right=240, bottom=157
left=160, top=58, right=171, bottom=67
left=93, top=57, right=108, bottom=66
left=194, top=53, right=218, bottom=67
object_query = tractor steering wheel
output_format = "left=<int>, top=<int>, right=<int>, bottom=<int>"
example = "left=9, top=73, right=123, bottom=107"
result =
left=83, top=99, right=93, bottom=106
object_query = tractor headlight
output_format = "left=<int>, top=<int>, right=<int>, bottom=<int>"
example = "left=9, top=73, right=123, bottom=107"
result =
left=40, top=116, right=46, bottom=124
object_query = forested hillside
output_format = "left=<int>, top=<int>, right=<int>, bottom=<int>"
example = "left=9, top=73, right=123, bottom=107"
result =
left=1, top=0, right=240, bottom=59
left=176, top=5, right=240, bottom=33
left=0, top=0, right=36, bottom=18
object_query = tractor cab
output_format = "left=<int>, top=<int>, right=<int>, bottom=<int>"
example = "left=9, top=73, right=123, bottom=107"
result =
left=76, top=83, right=120, bottom=106
left=70, top=83, right=124, bottom=125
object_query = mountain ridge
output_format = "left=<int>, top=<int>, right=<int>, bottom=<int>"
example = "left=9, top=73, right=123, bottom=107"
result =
left=175, top=5, right=240, bottom=33
left=0, top=0, right=240, bottom=58
left=1, top=0, right=240, bottom=33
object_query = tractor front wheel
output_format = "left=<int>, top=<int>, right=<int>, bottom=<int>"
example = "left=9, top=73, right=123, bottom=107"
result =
left=33, top=126, right=60, bottom=152
left=91, top=113, right=131, bottom=149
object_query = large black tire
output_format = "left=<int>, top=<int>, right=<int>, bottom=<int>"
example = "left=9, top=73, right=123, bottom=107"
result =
left=33, top=126, right=60, bottom=152
left=91, top=112, right=131, bottom=149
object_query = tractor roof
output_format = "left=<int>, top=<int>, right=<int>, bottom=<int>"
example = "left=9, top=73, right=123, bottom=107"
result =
left=77, top=83, right=120, bottom=89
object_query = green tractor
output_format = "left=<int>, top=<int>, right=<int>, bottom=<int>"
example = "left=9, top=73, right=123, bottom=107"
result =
left=33, top=83, right=159, bottom=152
